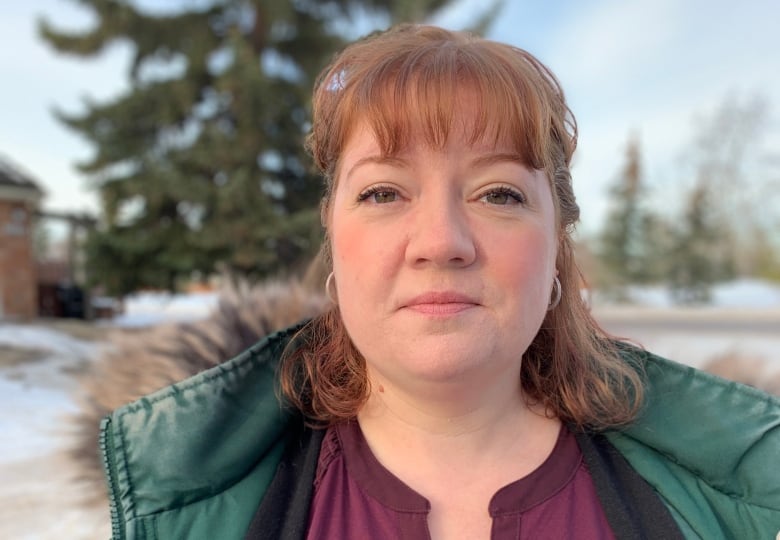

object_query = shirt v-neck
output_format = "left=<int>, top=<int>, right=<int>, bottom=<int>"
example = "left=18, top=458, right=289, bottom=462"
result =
left=306, top=419, right=615, bottom=539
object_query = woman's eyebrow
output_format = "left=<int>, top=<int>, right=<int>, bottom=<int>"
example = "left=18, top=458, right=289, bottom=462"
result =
left=469, top=152, right=526, bottom=169
left=345, top=155, right=408, bottom=181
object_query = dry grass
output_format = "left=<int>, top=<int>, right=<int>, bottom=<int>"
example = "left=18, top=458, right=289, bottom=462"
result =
left=27, top=318, right=114, bottom=342
left=0, top=345, right=48, bottom=368
left=702, top=352, right=780, bottom=396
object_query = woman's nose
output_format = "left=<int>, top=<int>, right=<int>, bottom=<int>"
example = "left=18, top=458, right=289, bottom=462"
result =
left=404, top=200, right=477, bottom=268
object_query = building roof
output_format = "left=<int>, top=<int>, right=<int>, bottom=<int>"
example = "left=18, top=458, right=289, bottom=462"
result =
left=0, top=155, right=45, bottom=204
left=0, top=155, right=44, bottom=191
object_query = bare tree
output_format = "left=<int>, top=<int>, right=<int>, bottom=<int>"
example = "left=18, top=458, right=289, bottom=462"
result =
left=683, top=94, right=780, bottom=279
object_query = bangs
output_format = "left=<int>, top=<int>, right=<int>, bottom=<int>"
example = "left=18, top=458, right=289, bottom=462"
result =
left=307, top=24, right=579, bottom=233
left=352, top=46, right=549, bottom=170
left=309, top=26, right=571, bottom=181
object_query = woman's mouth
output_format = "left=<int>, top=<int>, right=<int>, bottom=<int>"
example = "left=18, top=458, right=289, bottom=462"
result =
left=401, top=292, right=479, bottom=315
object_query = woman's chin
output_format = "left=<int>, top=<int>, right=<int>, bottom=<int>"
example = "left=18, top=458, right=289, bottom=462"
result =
left=368, top=339, right=517, bottom=389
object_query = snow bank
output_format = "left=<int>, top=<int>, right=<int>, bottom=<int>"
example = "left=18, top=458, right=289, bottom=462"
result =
left=112, top=290, right=219, bottom=327
left=595, top=278, right=780, bottom=309
left=712, top=279, right=780, bottom=307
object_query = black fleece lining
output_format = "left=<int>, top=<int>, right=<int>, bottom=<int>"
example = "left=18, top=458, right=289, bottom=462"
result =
left=574, top=431, right=685, bottom=540
left=243, top=422, right=325, bottom=540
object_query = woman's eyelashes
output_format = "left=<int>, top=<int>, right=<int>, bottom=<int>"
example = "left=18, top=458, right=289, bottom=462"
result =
left=356, top=184, right=527, bottom=206
left=357, top=185, right=399, bottom=204
left=478, top=186, right=527, bottom=206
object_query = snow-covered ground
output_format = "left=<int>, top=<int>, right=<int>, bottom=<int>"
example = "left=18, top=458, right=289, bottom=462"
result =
left=0, top=326, right=110, bottom=539
left=0, top=326, right=103, bottom=461
left=111, top=290, right=218, bottom=327
left=591, top=279, right=780, bottom=374
left=1, top=279, right=779, bottom=539
left=593, top=278, right=780, bottom=309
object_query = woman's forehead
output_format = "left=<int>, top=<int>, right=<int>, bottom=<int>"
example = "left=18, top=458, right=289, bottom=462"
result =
left=341, top=112, right=527, bottom=160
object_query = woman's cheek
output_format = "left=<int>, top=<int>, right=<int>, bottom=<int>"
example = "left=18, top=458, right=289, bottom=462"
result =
left=332, top=221, right=363, bottom=273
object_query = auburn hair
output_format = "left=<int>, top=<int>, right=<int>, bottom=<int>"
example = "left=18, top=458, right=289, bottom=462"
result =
left=279, top=24, right=643, bottom=430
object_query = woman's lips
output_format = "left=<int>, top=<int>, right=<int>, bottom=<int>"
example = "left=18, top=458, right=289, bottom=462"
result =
left=401, top=292, right=479, bottom=315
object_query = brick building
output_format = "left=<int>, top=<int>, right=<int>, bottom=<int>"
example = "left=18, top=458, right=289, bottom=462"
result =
left=0, top=157, right=44, bottom=319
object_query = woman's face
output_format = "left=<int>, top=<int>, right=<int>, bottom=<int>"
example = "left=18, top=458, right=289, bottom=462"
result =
left=328, top=119, right=558, bottom=393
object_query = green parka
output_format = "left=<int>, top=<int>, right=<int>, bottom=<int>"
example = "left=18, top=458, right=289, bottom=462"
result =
left=101, top=325, right=780, bottom=539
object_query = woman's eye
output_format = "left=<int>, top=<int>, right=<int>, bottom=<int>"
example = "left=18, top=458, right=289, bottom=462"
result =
left=357, top=187, right=398, bottom=204
left=480, top=187, right=525, bottom=206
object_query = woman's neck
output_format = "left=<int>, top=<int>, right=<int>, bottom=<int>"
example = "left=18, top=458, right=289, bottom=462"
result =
left=356, top=374, right=561, bottom=540
left=356, top=370, right=562, bottom=494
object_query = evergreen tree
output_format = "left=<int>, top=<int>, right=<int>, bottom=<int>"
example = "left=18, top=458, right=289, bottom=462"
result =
left=748, top=227, right=780, bottom=282
left=598, top=137, right=660, bottom=295
left=668, top=181, right=735, bottom=304
left=39, top=0, right=480, bottom=295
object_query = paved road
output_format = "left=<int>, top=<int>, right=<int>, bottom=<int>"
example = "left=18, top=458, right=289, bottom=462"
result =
left=593, top=308, right=780, bottom=335
left=589, top=307, right=780, bottom=375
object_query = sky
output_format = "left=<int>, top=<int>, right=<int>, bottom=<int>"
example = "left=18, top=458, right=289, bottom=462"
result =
left=1, top=0, right=778, bottom=237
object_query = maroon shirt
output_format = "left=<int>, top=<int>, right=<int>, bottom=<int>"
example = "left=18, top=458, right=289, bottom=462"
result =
left=306, top=420, right=615, bottom=539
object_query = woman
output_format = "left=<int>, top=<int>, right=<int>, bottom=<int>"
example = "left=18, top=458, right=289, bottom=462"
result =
left=100, top=25, right=779, bottom=539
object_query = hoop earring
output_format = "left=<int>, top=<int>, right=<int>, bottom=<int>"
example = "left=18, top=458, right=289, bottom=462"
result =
left=547, top=276, right=561, bottom=311
left=325, top=272, right=337, bottom=304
